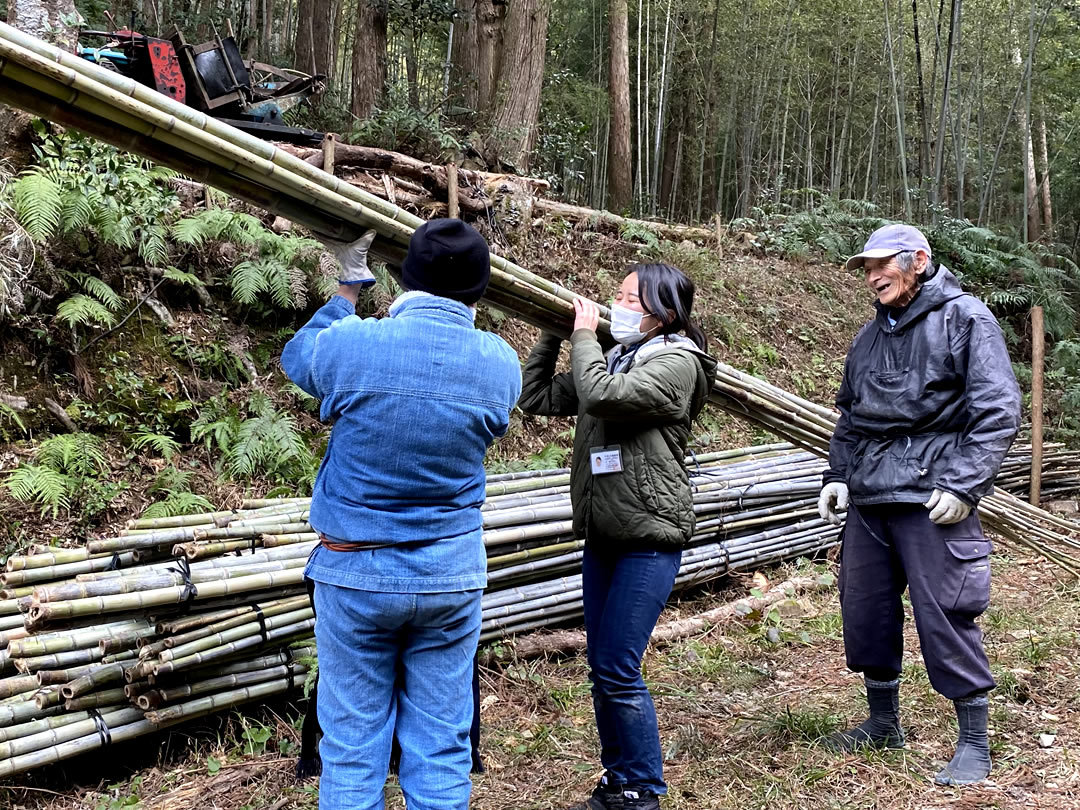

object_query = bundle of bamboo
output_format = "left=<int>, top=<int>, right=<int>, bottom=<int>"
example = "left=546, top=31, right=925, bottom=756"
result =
left=1, top=441, right=1076, bottom=776
left=0, top=447, right=830, bottom=774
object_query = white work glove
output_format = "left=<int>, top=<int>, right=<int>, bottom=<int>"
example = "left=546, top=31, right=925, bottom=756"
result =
left=924, top=489, right=971, bottom=525
left=818, top=482, right=849, bottom=526
left=322, top=230, right=377, bottom=287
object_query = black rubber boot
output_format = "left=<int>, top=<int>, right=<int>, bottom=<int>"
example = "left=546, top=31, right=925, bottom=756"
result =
left=824, top=677, right=906, bottom=752
left=567, top=773, right=624, bottom=810
left=935, top=694, right=991, bottom=786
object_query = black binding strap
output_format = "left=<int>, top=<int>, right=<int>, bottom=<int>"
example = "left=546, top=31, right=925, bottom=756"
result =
left=88, top=708, right=112, bottom=746
left=253, top=605, right=269, bottom=644
left=167, top=556, right=199, bottom=610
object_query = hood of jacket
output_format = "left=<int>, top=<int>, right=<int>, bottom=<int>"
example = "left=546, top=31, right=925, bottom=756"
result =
left=873, top=264, right=967, bottom=333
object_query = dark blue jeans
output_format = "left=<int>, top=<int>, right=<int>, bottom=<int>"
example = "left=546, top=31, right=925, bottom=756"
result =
left=582, top=545, right=682, bottom=795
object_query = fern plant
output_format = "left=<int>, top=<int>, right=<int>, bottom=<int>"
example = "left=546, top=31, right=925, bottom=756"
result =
left=191, top=392, right=318, bottom=488
left=9, top=130, right=179, bottom=265
left=172, top=209, right=324, bottom=310
left=138, top=465, right=213, bottom=519
left=131, top=428, right=181, bottom=461
left=5, top=432, right=111, bottom=517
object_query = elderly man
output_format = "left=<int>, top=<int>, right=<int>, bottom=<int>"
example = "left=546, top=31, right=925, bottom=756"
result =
left=817, top=223, right=1020, bottom=785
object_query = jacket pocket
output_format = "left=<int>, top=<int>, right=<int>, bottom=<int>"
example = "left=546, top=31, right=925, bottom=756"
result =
left=938, top=538, right=992, bottom=616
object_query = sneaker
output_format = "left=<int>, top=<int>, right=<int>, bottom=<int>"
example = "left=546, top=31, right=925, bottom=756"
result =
left=566, top=773, right=624, bottom=810
left=621, top=787, right=661, bottom=810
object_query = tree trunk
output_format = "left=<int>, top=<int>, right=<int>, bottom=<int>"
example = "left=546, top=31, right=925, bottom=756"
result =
left=1021, top=110, right=1040, bottom=241
left=246, top=0, right=259, bottom=58
left=606, top=0, right=633, bottom=212
left=310, top=0, right=334, bottom=77
left=261, top=0, right=274, bottom=61
left=451, top=0, right=503, bottom=115
left=649, top=0, right=674, bottom=212
left=883, top=0, right=913, bottom=220
left=405, top=27, right=421, bottom=109
left=930, top=0, right=959, bottom=220
left=1037, top=107, right=1053, bottom=234
left=488, top=0, right=550, bottom=171
left=294, top=0, right=315, bottom=73
left=350, top=0, right=388, bottom=120
left=3, top=0, right=79, bottom=153
left=693, top=0, right=721, bottom=221
left=912, top=0, right=931, bottom=188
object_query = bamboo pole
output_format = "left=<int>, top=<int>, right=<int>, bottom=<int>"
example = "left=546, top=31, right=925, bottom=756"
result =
left=1031, top=305, right=1045, bottom=506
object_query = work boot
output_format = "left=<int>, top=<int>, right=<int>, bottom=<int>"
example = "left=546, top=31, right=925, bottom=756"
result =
left=566, top=772, right=623, bottom=810
left=824, top=677, right=906, bottom=752
left=620, top=787, right=661, bottom=810
left=935, top=694, right=992, bottom=786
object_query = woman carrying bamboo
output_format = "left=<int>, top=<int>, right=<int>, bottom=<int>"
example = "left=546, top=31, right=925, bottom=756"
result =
left=519, top=264, right=716, bottom=810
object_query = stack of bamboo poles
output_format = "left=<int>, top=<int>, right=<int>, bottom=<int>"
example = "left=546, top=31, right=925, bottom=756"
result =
left=1, top=21, right=1079, bottom=572
left=0, top=445, right=840, bottom=776
left=1, top=442, right=1076, bottom=776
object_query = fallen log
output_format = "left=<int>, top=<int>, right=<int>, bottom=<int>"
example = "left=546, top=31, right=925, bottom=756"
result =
left=278, top=142, right=714, bottom=242
left=488, top=575, right=829, bottom=661
left=529, top=198, right=716, bottom=242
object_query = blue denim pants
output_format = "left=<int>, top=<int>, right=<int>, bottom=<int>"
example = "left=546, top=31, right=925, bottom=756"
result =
left=313, top=582, right=482, bottom=810
left=582, top=545, right=682, bottom=795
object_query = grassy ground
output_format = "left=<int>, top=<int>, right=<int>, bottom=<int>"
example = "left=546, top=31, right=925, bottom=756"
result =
left=5, top=548, right=1080, bottom=810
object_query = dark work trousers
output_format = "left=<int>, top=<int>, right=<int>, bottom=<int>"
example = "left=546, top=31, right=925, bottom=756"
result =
left=839, top=502, right=996, bottom=700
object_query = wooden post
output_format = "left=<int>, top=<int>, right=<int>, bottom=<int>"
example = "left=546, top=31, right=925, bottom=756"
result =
left=447, top=163, right=460, bottom=219
left=714, top=213, right=724, bottom=258
left=321, top=133, right=337, bottom=175
left=1030, top=305, right=1045, bottom=506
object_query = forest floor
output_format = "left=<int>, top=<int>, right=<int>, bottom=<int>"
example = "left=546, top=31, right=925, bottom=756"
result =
left=3, top=548, right=1079, bottom=810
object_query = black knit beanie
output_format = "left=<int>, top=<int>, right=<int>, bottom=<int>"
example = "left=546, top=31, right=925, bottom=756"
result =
left=401, top=219, right=491, bottom=305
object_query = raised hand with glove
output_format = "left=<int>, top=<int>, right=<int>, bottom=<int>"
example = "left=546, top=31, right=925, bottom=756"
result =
left=322, top=229, right=378, bottom=288
left=817, top=482, right=849, bottom=526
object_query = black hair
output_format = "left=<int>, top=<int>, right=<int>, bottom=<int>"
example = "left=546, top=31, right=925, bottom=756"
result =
left=629, top=263, right=707, bottom=350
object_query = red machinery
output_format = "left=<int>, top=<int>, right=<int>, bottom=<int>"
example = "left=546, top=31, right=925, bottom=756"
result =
left=77, top=21, right=325, bottom=144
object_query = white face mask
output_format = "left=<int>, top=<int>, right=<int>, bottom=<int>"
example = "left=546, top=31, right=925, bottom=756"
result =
left=609, top=303, right=651, bottom=346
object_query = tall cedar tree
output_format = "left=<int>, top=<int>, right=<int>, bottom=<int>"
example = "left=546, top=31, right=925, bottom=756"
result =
left=294, top=0, right=333, bottom=77
left=607, top=0, right=633, bottom=211
left=351, top=0, right=388, bottom=119
left=452, top=0, right=505, bottom=116
left=489, top=0, right=551, bottom=170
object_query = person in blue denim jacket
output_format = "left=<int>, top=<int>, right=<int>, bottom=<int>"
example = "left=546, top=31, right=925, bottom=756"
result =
left=281, top=219, right=522, bottom=810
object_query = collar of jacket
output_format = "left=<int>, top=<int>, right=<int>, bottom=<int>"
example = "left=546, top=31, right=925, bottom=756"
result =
left=872, top=264, right=967, bottom=333
left=607, top=333, right=712, bottom=371
left=388, top=290, right=477, bottom=326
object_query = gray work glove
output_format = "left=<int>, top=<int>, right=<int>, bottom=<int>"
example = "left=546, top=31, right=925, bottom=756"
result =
left=924, top=489, right=971, bottom=525
left=818, top=482, right=849, bottom=526
left=322, top=230, right=377, bottom=287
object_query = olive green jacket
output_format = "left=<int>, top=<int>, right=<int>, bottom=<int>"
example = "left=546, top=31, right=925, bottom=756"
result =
left=518, top=330, right=717, bottom=551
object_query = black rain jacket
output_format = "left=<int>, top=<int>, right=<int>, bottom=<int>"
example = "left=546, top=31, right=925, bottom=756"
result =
left=823, top=265, right=1021, bottom=507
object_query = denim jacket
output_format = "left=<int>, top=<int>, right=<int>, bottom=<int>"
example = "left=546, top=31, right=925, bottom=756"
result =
left=281, top=292, right=522, bottom=592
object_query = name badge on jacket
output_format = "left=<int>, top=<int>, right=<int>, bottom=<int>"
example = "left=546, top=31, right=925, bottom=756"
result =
left=590, top=446, right=623, bottom=475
